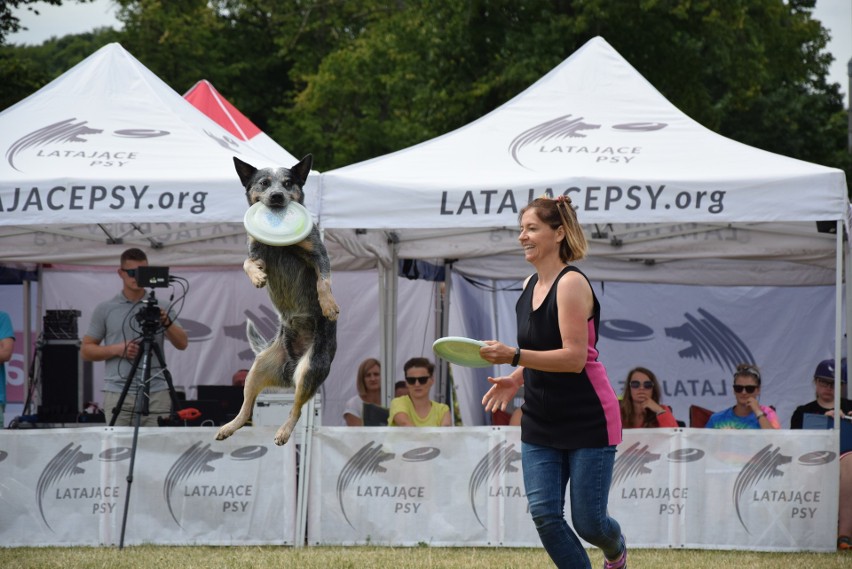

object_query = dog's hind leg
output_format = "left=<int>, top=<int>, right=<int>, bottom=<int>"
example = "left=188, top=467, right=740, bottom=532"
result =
left=273, top=347, right=314, bottom=446
left=274, top=319, right=336, bottom=446
left=215, top=339, right=282, bottom=441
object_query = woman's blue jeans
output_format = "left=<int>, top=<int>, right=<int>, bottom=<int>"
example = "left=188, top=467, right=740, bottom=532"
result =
left=522, top=442, right=622, bottom=569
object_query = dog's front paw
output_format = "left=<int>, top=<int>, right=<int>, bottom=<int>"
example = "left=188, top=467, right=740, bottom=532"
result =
left=249, top=271, right=267, bottom=288
left=244, top=258, right=267, bottom=288
left=317, top=278, right=339, bottom=321
left=321, top=297, right=340, bottom=321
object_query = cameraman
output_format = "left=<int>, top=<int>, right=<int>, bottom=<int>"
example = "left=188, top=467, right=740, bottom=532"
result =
left=81, top=248, right=188, bottom=426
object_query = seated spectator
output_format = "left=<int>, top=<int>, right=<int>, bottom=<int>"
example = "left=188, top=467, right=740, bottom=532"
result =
left=790, top=358, right=851, bottom=550
left=619, top=367, right=678, bottom=428
left=343, top=358, right=383, bottom=426
left=394, top=380, right=409, bottom=398
left=389, top=357, right=451, bottom=426
left=232, top=368, right=249, bottom=387
left=705, top=363, right=780, bottom=429
left=790, top=358, right=851, bottom=428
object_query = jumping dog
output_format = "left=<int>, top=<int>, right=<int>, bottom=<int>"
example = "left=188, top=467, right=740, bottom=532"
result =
left=215, top=154, right=338, bottom=446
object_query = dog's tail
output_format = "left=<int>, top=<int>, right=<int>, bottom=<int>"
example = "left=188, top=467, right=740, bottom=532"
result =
left=246, top=319, right=272, bottom=355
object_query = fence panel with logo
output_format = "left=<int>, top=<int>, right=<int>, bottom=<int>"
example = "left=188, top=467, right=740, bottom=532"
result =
left=0, top=426, right=296, bottom=546
left=308, top=427, right=839, bottom=551
left=0, top=426, right=838, bottom=550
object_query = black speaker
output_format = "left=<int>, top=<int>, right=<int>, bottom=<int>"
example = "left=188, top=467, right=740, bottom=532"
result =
left=38, top=340, right=85, bottom=423
left=816, top=220, right=837, bottom=234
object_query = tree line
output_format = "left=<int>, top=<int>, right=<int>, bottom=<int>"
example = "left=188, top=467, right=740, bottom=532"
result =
left=2, top=0, right=850, bottom=187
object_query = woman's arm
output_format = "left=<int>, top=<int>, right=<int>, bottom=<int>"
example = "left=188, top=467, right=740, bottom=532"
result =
left=520, top=272, right=591, bottom=373
left=478, top=273, right=592, bottom=374
left=654, top=406, right=679, bottom=428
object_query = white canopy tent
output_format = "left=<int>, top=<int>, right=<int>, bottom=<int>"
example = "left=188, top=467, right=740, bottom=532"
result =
left=319, top=37, right=850, bottom=423
left=0, top=43, right=429, bottom=427
left=0, top=42, right=333, bottom=267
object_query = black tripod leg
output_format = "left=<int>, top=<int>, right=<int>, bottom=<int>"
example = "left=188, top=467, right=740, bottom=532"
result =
left=149, top=342, right=181, bottom=422
left=110, top=345, right=145, bottom=427
left=118, top=339, right=154, bottom=549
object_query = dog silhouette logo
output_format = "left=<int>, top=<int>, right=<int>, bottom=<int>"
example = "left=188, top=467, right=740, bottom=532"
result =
left=509, top=116, right=667, bottom=169
left=611, top=441, right=661, bottom=487
left=467, top=441, right=523, bottom=528
left=7, top=119, right=103, bottom=171
left=665, top=308, right=754, bottom=371
left=36, top=442, right=93, bottom=531
left=336, top=441, right=396, bottom=529
left=509, top=115, right=601, bottom=168
left=6, top=118, right=170, bottom=172
left=733, top=444, right=792, bottom=534
left=163, top=442, right=225, bottom=527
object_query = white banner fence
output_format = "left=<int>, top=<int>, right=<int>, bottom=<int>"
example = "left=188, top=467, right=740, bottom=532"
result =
left=0, top=426, right=839, bottom=551
left=0, top=427, right=296, bottom=546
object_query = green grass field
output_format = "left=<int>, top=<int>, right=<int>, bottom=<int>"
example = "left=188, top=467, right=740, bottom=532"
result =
left=1, top=546, right=848, bottom=569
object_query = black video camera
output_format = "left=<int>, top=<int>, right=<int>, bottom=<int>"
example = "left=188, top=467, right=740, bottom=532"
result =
left=135, top=294, right=162, bottom=327
left=128, top=266, right=170, bottom=288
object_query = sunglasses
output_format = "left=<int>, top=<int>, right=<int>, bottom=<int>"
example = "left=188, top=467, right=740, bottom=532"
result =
left=630, top=381, right=654, bottom=389
left=815, top=378, right=835, bottom=388
left=732, top=384, right=758, bottom=394
left=405, top=375, right=430, bottom=386
left=120, top=268, right=137, bottom=277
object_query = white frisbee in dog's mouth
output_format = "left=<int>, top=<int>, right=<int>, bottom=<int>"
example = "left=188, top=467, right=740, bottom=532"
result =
left=243, top=201, right=313, bottom=246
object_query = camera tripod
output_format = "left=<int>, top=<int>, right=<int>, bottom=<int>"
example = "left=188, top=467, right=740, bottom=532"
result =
left=111, top=289, right=182, bottom=549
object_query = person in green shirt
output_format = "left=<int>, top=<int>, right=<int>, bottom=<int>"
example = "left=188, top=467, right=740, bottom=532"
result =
left=389, top=357, right=450, bottom=427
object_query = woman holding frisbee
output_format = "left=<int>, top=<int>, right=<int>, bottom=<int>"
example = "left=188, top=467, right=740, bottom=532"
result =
left=479, top=195, right=625, bottom=569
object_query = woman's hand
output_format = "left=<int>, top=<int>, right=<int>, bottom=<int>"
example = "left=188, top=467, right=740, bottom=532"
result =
left=746, top=397, right=762, bottom=415
left=640, top=399, right=664, bottom=415
left=482, top=374, right=522, bottom=413
left=479, top=341, right=515, bottom=366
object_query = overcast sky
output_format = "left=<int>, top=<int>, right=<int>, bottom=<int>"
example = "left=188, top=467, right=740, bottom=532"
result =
left=9, top=0, right=852, bottom=97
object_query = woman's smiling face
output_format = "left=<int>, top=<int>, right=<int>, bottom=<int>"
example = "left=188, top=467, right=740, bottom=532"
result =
left=519, top=209, right=562, bottom=263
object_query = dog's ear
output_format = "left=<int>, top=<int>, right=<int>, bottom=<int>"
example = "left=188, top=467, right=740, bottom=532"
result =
left=289, top=154, right=313, bottom=187
left=233, top=157, right=257, bottom=188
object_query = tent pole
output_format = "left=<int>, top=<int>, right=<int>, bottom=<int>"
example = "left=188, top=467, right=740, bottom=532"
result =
left=388, top=242, right=398, bottom=406
left=35, top=266, right=43, bottom=411
left=378, top=263, right=390, bottom=406
left=439, top=262, right=453, bottom=418
left=846, top=225, right=852, bottom=405
left=378, top=236, right=399, bottom=407
left=835, top=221, right=843, bottom=432
left=21, top=277, right=31, bottom=418
left=294, top=394, right=315, bottom=547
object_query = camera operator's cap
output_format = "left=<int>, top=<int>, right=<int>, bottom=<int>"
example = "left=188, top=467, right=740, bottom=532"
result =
left=814, top=358, right=847, bottom=383
left=243, top=201, right=313, bottom=246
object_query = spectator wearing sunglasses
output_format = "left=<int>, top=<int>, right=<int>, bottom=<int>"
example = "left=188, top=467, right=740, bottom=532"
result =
left=619, top=367, right=678, bottom=428
left=789, top=358, right=852, bottom=550
left=81, top=248, right=188, bottom=427
left=388, top=357, right=451, bottom=427
left=705, top=364, right=780, bottom=430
